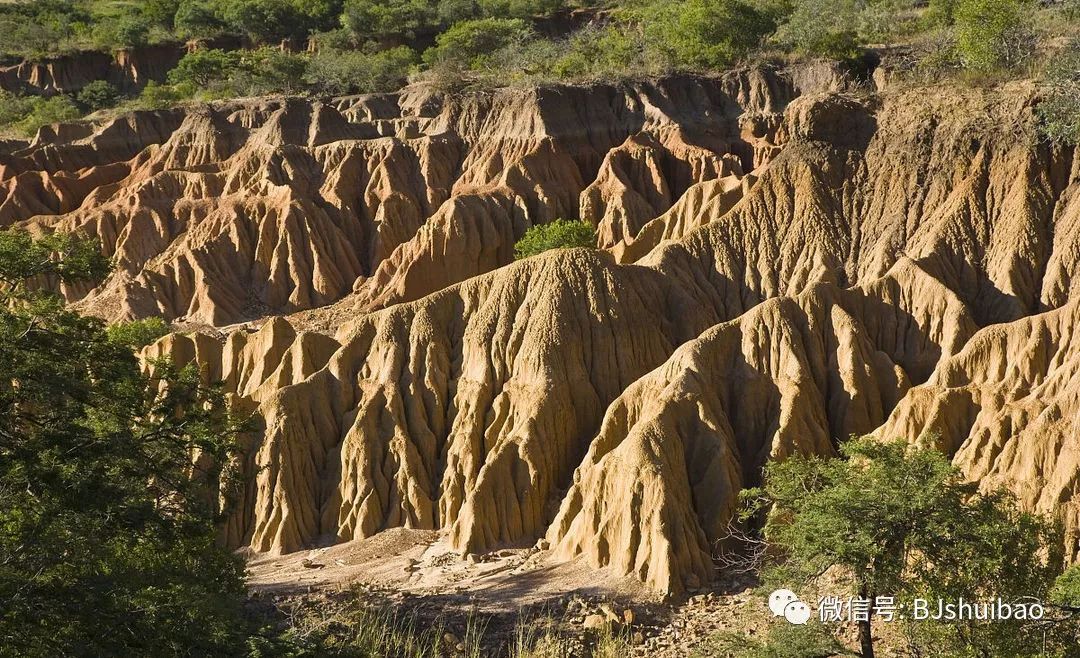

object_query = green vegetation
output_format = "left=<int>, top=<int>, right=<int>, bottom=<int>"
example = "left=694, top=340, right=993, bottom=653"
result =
left=306, top=45, right=417, bottom=94
left=773, top=0, right=864, bottom=61
left=0, top=1, right=92, bottom=60
left=175, top=0, right=230, bottom=40
left=135, top=80, right=189, bottom=109
left=250, top=594, right=632, bottom=658
left=513, top=219, right=595, bottom=259
left=151, top=43, right=414, bottom=100
left=735, top=438, right=1078, bottom=657
left=0, top=90, right=35, bottom=129
left=702, top=623, right=854, bottom=658
left=1052, top=564, right=1080, bottom=608
left=106, top=316, right=172, bottom=349
left=0, top=91, right=81, bottom=137
left=0, top=229, right=249, bottom=656
left=220, top=0, right=330, bottom=43
left=640, top=0, right=775, bottom=70
left=1038, top=38, right=1080, bottom=144
left=953, top=0, right=1034, bottom=72
left=163, top=47, right=309, bottom=97
left=424, top=18, right=530, bottom=70
left=0, top=0, right=1072, bottom=126
left=76, top=79, right=120, bottom=110
left=342, top=0, right=441, bottom=43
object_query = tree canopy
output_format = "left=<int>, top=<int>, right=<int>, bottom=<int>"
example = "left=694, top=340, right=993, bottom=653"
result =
left=742, top=438, right=1078, bottom=657
left=513, top=219, right=595, bottom=259
left=0, top=229, right=249, bottom=657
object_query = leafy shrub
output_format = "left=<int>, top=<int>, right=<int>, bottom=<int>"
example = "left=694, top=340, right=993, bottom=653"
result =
left=774, top=0, right=863, bottom=60
left=292, top=0, right=348, bottom=29
left=175, top=0, right=230, bottom=39
left=220, top=0, right=310, bottom=42
left=306, top=45, right=417, bottom=93
left=235, top=48, right=310, bottom=94
left=744, top=438, right=1072, bottom=657
left=437, top=0, right=480, bottom=25
left=168, top=47, right=312, bottom=97
left=0, top=1, right=89, bottom=59
left=142, top=0, right=183, bottom=29
left=310, top=26, right=358, bottom=50
left=169, top=49, right=242, bottom=87
left=1038, top=39, right=1080, bottom=144
left=550, top=24, right=641, bottom=80
left=0, top=90, right=34, bottom=132
left=514, top=219, right=595, bottom=259
left=912, top=28, right=963, bottom=78
left=18, top=95, right=81, bottom=136
left=342, top=0, right=440, bottom=43
left=641, top=0, right=774, bottom=70
left=476, top=0, right=563, bottom=19
left=135, top=80, right=190, bottom=109
left=423, top=18, right=530, bottom=69
left=954, top=0, right=1034, bottom=72
left=76, top=80, right=120, bottom=111
left=92, top=13, right=152, bottom=49
left=925, top=0, right=958, bottom=26
left=1051, top=564, right=1080, bottom=607
left=106, top=317, right=172, bottom=349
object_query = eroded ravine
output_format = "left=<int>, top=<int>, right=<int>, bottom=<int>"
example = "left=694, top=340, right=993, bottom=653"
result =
left=6, top=64, right=1080, bottom=596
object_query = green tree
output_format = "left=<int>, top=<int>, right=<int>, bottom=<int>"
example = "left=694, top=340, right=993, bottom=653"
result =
left=0, top=17, right=67, bottom=59
left=774, top=0, right=862, bottom=60
left=0, top=229, right=249, bottom=656
left=954, top=0, right=1033, bottom=72
left=437, top=0, right=480, bottom=25
left=175, top=0, right=230, bottom=40
left=143, top=0, right=183, bottom=29
left=0, top=1, right=89, bottom=59
left=76, top=80, right=120, bottom=111
left=1052, top=565, right=1080, bottom=608
left=0, top=90, right=34, bottom=132
left=236, top=48, right=310, bottom=94
left=342, top=0, right=440, bottom=43
left=169, top=48, right=241, bottom=87
left=18, top=95, right=81, bottom=137
left=136, top=80, right=190, bottom=109
left=513, top=219, right=595, bottom=259
left=306, top=45, right=417, bottom=93
left=476, top=0, right=563, bottom=19
left=544, top=24, right=641, bottom=81
left=91, top=4, right=153, bottom=50
left=423, top=17, right=530, bottom=69
left=221, top=0, right=308, bottom=42
left=745, top=438, right=1071, bottom=658
left=642, top=0, right=775, bottom=70
left=925, top=0, right=958, bottom=25
left=292, top=0, right=345, bottom=29
left=106, top=316, right=172, bottom=349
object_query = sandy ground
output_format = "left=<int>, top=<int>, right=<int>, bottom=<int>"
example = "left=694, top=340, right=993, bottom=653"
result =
left=246, top=528, right=653, bottom=608
left=242, top=528, right=808, bottom=657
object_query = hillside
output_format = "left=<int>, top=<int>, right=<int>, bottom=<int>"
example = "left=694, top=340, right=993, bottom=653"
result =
left=5, top=56, right=1079, bottom=604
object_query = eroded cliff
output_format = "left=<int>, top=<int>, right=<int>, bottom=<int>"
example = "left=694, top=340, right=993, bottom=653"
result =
left=6, top=65, right=1079, bottom=595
